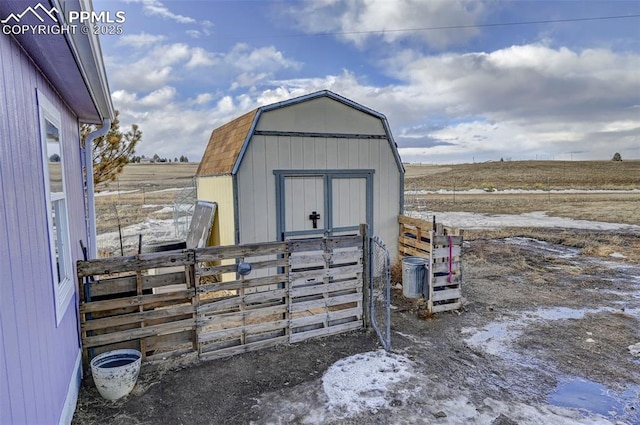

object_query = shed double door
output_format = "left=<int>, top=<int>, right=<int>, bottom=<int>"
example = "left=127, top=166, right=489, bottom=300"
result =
left=277, top=171, right=373, bottom=240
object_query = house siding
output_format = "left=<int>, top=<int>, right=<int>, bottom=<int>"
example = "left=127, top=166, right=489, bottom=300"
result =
left=237, top=100, right=401, bottom=262
left=1, top=31, right=85, bottom=425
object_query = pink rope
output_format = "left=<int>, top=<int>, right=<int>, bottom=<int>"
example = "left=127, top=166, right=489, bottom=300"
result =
left=448, top=235, right=454, bottom=284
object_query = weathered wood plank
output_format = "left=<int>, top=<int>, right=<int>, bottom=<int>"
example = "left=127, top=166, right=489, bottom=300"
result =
left=83, top=318, right=195, bottom=348
left=289, top=250, right=362, bottom=268
left=432, top=246, right=462, bottom=259
left=289, top=320, right=362, bottom=343
left=290, top=293, right=362, bottom=313
left=88, top=271, right=189, bottom=298
left=146, top=347, right=196, bottom=362
left=199, top=319, right=289, bottom=343
left=197, top=289, right=288, bottom=314
left=397, top=245, right=430, bottom=258
left=80, top=289, right=194, bottom=313
left=196, top=241, right=287, bottom=262
left=326, top=236, right=363, bottom=249
left=199, top=274, right=287, bottom=294
left=431, top=288, right=462, bottom=302
left=288, top=239, right=324, bottom=252
left=81, top=304, right=195, bottom=331
left=288, top=253, right=326, bottom=268
left=330, top=249, right=362, bottom=265
left=398, top=235, right=431, bottom=253
left=290, top=307, right=362, bottom=328
left=197, top=258, right=287, bottom=277
left=398, top=215, right=434, bottom=230
left=145, top=330, right=193, bottom=351
left=289, top=279, right=362, bottom=298
left=77, top=251, right=194, bottom=277
left=433, top=235, right=463, bottom=246
left=431, top=262, right=462, bottom=274
left=432, top=274, right=462, bottom=286
left=198, top=304, right=287, bottom=326
left=199, top=335, right=288, bottom=359
left=289, top=264, right=362, bottom=283
left=431, top=301, right=462, bottom=313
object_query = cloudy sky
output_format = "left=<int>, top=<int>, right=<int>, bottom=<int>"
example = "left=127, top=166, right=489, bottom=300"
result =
left=97, top=0, right=640, bottom=164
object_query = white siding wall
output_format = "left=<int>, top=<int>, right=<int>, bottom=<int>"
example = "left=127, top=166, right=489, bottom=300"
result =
left=256, top=97, right=386, bottom=135
left=237, top=99, right=401, bottom=262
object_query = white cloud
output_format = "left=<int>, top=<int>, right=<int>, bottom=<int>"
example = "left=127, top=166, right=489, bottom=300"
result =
left=116, top=32, right=166, bottom=48
left=283, top=0, right=487, bottom=49
left=108, top=41, right=298, bottom=92
left=186, top=47, right=217, bottom=68
left=109, top=37, right=639, bottom=164
left=133, top=0, right=196, bottom=24
left=226, top=44, right=301, bottom=73
left=192, top=93, right=213, bottom=105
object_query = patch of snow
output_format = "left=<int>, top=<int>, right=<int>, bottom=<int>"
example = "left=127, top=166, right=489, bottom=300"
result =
left=503, top=237, right=581, bottom=258
left=322, top=350, right=415, bottom=418
left=411, top=210, right=640, bottom=233
left=463, top=307, right=614, bottom=358
left=147, top=187, right=183, bottom=193
left=629, top=343, right=640, bottom=357
left=153, top=206, right=174, bottom=215
left=94, top=189, right=139, bottom=197
left=97, top=218, right=179, bottom=255
left=255, top=352, right=617, bottom=425
left=609, top=252, right=626, bottom=259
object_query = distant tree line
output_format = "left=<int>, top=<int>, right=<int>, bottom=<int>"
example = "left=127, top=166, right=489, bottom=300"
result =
left=129, top=154, right=189, bottom=163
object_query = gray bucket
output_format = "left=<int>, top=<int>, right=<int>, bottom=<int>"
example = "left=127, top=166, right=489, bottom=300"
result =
left=402, top=256, right=428, bottom=299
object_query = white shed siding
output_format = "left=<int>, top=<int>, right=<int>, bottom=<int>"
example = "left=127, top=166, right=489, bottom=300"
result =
left=237, top=133, right=400, bottom=260
left=256, top=97, right=386, bottom=135
left=285, top=176, right=325, bottom=232
left=332, top=178, right=367, bottom=229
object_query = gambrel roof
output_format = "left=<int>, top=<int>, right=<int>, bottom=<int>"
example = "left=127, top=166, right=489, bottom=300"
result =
left=196, top=90, right=403, bottom=177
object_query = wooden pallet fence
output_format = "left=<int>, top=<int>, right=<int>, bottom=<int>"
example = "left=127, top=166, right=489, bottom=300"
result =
left=195, top=240, right=290, bottom=360
left=288, top=235, right=364, bottom=343
left=77, top=234, right=365, bottom=371
left=77, top=250, right=197, bottom=372
left=398, top=215, right=463, bottom=313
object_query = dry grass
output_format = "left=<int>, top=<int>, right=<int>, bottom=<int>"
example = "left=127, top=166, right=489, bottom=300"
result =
left=95, top=192, right=177, bottom=233
left=95, top=163, right=198, bottom=234
left=406, top=160, right=640, bottom=191
left=463, top=227, right=640, bottom=262
left=421, top=192, right=640, bottom=226
left=390, top=262, right=403, bottom=285
left=96, top=163, right=198, bottom=192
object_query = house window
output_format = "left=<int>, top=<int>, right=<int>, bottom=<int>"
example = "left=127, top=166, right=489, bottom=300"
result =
left=38, top=91, right=74, bottom=325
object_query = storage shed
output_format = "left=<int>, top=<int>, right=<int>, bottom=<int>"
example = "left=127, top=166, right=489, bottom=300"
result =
left=196, top=90, right=404, bottom=261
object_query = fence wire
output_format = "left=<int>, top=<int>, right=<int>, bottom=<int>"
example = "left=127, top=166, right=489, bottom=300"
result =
left=370, top=235, right=391, bottom=351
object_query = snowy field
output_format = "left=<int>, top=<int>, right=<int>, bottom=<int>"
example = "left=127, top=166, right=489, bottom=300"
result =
left=97, top=205, right=640, bottom=255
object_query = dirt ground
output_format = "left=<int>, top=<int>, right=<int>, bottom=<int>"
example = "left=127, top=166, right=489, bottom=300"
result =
left=74, top=228, right=640, bottom=425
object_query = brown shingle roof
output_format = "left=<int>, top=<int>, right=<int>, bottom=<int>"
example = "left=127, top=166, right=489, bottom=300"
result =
left=196, top=109, right=258, bottom=176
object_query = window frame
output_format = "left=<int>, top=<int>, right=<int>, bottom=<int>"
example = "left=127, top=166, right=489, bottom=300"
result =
left=37, top=90, right=74, bottom=326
